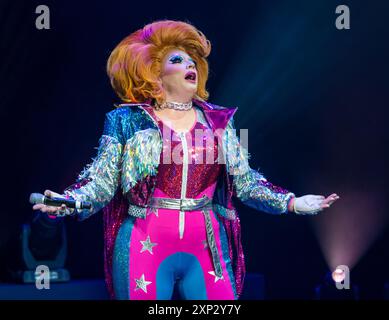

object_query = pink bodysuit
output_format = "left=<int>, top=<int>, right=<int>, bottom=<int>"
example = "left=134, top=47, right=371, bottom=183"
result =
left=126, top=107, right=237, bottom=299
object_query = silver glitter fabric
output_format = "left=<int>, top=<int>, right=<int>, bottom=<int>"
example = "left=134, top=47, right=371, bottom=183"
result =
left=121, top=128, right=162, bottom=192
left=222, top=119, right=252, bottom=177
left=64, top=135, right=123, bottom=220
left=223, top=118, right=295, bottom=214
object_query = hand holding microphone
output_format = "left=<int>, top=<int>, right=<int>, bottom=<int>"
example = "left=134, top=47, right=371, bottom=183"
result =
left=30, top=190, right=91, bottom=217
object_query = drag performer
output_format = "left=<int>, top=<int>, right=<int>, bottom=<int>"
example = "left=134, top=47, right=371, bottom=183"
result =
left=32, top=20, right=339, bottom=300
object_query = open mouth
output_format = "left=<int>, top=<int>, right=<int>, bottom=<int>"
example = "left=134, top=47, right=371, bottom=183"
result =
left=184, top=71, right=197, bottom=82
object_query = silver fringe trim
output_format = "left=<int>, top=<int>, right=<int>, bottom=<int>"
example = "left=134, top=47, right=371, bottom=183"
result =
left=65, top=135, right=122, bottom=219
left=121, top=129, right=162, bottom=193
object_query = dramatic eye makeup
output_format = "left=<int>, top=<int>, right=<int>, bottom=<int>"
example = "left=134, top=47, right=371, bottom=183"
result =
left=169, top=55, right=184, bottom=64
left=168, top=54, right=196, bottom=66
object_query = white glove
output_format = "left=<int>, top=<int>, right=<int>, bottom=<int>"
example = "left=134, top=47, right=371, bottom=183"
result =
left=293, top=195, right=325, bottom=215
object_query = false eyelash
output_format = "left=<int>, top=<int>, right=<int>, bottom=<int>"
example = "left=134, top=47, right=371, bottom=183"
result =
left=169, top=56, right=183, bottom=63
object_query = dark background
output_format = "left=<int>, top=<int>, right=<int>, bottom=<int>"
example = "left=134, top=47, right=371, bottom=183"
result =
left=1, top=0, right=388, bottom=299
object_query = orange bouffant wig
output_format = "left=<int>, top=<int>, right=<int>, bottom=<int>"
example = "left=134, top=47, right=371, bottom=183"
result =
left=106, top=20, right=211, bottom=105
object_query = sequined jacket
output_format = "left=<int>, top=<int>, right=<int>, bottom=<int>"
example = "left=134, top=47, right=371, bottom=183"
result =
left=64, top=99, right=295, bottom=221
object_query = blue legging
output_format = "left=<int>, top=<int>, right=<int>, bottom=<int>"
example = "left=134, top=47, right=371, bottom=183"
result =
left=156, top=252, right=207, bottom=299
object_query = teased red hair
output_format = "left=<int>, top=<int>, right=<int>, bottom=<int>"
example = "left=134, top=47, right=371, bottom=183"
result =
left=106, top=20, right=211, bottom=104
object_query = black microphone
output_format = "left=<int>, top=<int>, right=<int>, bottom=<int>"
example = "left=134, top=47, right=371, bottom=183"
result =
left=29, top=193, right=92, bottom=210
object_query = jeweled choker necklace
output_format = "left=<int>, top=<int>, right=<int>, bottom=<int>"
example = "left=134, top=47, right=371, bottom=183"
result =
left=158, top=100, right=193, bottom=111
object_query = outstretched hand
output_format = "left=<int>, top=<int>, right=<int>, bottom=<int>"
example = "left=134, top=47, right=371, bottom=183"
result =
left=320, top=193, right=340, bottom=209
left=292, top=193, right=340, bottom=215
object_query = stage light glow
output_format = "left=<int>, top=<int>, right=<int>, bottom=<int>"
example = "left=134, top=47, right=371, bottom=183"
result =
left=311, top=188, right=388, bottom=273
left=332, top=268, right=345, bottom=283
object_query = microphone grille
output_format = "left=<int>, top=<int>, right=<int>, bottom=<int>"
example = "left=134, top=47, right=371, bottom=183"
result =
left=29, top=193, right=44, bottom=205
